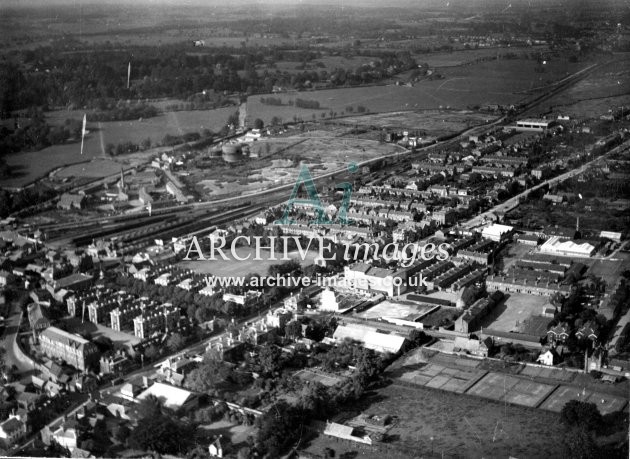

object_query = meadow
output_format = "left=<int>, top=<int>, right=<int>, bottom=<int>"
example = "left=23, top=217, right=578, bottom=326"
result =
left=246, top=56, right=591, bottom=125
left=302, top=383, right=565, bottom=459
left=2, top=106, right=235, bottom=188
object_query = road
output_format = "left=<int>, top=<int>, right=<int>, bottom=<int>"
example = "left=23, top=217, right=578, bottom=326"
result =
left=1, top=302, right=35, bottom=374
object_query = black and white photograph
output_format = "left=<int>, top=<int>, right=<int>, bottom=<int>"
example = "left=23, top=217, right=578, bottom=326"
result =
left=0, top=0, right=629, bottom=457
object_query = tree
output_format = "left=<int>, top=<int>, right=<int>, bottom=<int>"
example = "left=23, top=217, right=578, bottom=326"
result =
left=560, top=400, right=603, bottom=432
left=128, top=414, right=194, bottom=455
left=253, top=118, right=264, bottom=130
left=137, top=394, right=163, bottom=419
left=562, top=427, right=598, bottom=459
left=167, top=332, right=185, bottom=352
left=185, top=357, right=234, bottom=393
left=255, top=401, right=305, bottom=457
left=258, top=344, right=283, bottom=376
left=285, top=320, right=302, bottom=340
left=144, top=344, right=159, bottom=361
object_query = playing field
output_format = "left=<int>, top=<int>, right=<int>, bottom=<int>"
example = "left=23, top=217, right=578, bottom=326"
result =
left=518, top=365, right=576, bottom=382
left=399, top=362, right=487, bottom=394
left=466, top=372, right=556, bottom=408
left=178, top=248, right=319, bottom=277
left=480, top=293, right=550, bottom=333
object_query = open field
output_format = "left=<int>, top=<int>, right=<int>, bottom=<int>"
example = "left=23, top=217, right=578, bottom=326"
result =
left=544, top=58, right=630, bottom=118
left=588, top=253, right=630, bottom=285
left=539, top=385, right=628, bottom=415
left=480, top=293, right=549, bottom=333
left=178, top=248, right=319, bottom=277
left=53, top=158, right=128, bottom=179
left=337, top=109, right=496, bottom=137
left=302, top=383, right=566, bottom=459
left=2, top=107, right=235, bottom=188
left=246, top=56, right=589, bottom=125
left=356, top=299, right=437, bottom=320
left=466, top=372, right=556, bottom=408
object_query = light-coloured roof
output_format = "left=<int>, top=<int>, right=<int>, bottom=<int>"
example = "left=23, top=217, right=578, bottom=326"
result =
left=481, top=224, right=513, bottom=237
left=333, top=324, right=406, bottom=354
left=324, top=422, right=354, bottom=437
left=40, top=326, right=89, bottom=346
left=136, top=382, right=194, bottom=409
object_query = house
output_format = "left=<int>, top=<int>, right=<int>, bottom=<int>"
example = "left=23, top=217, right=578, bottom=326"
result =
left=547, top=323, right=570, bottom=343
left=0, top=414, right=27, bottom=447
left=537, top=348, right=560, bottom=366
left=453, top=337, right=492, bottom=357
left=576, top=321, right=599, bottom=341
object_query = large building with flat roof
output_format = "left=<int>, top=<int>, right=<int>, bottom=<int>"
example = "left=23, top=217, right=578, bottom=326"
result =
left=39, top=326, right=100, bottom=372
left=515, top=119, right=553, bottom=131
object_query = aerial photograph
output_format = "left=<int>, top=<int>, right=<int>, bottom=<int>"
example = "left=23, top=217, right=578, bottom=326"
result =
left=0, top=0, right=629, bottom=457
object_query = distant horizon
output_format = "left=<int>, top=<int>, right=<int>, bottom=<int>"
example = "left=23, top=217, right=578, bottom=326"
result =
left=0, top=0, right=622, bottom=9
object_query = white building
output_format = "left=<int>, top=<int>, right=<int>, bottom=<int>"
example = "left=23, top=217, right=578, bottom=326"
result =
left=539, top=236, right=596, bottom=257
left=515, top=119, right=553, bottom=131
left=481, top=224, right=513, bottom=242
left=332, top=323, right=407, bottom=354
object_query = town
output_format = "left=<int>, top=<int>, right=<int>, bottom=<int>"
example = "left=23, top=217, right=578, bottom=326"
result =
left=0, top=0, right=629, bottom=458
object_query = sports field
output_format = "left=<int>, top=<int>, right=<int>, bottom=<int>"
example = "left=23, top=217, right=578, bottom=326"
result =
left=539, top=385, right=628, bottom=415
left=480, top=293, right=549, bottom=333
left=399, top=362, right=487, bottom=394
left=178, top=248, right=319, bottom=277
left=466, top=372, right=556, bottom=408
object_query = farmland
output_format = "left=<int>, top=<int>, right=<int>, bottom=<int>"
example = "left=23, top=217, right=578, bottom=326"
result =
left=246, top=55, right=592, bottom=124
left=2, top=106, right=235, bottom=188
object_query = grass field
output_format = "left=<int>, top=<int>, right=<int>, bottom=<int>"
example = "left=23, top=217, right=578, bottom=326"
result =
left=302, top=383, right=565, bottom=459
left=246, top=56, right=591, bottom=126
left=178, top=248, right=319, bottom=277
left=295, top=369, right=346, bottom=387
left=2, top=107, right=235, bottom=188
left=337, top=109, right=496, bottom=137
